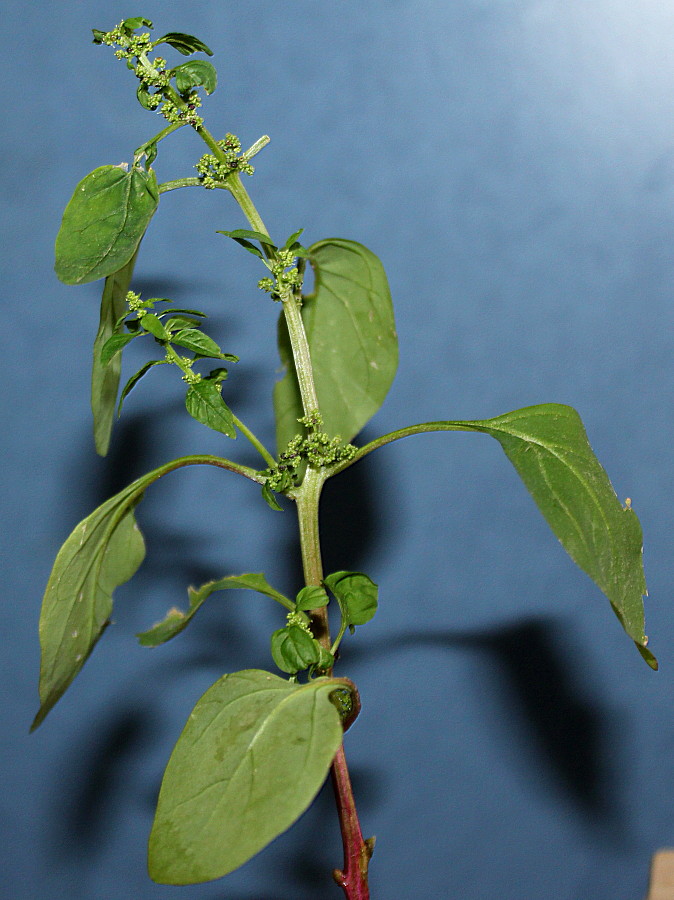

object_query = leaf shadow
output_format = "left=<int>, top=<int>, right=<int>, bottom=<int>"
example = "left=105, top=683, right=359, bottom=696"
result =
left=346, top=618, right=630, bottom=843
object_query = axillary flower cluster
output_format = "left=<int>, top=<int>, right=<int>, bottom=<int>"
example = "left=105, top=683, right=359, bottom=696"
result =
left=265, top=412, right=357, bottom=494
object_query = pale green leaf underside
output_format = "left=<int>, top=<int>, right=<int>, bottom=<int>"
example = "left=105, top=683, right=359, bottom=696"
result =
left=274, top=238, right=398, bottom=451
left=91, top=249, right=139, bottom=455
left=55, top=164, right=159, bottom=285
left=137, top=573, right=293, bottom=647
left=351, top=404, right=654, bottom=667
left=33, top=456, right=256, bottom=730
left=148, top=670, right=344, bottom=884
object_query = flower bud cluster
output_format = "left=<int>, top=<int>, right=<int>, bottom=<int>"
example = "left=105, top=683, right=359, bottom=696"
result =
left=195, top=135, right=254, bottom=188
left=264, top=427, right=357, bottom=492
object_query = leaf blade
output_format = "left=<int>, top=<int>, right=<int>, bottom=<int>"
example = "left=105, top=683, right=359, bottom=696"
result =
left=55, top=165, right=159, bottom=285
left=137, top=573, right=293, bottom=647
left=185, top=380, right=235, bottom=437
left=273, top=239, right=398, bottom=451
left=148, top=670, right=344, bottom=884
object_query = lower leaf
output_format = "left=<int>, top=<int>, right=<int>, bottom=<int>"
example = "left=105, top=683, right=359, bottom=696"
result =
left=148, top=669, right=345, bottom=884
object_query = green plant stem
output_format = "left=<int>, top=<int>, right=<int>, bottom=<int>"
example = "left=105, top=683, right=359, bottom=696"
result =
left=193, top=108, right=369, bottom=896
left=295, top=467, right=372, bottom=898
left=231, top=414, right=276, bottom=468
left=158, top=177, right=202, bottom=193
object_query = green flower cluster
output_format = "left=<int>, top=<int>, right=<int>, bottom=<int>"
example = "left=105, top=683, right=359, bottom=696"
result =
left=195, top=135, right=255, bottom=188
left=93, top=19, right=204, bottom=128
left=265, top=427, right=357, bottom=492
left=257, top=248, right=303, bottom=302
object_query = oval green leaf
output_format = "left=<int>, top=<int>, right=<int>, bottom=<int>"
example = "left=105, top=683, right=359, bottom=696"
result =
left=148, top=670, right=345, bottom=884
left=173, top=60, right=217, bottom=95
left=185, top=380, right=235, bottom=437
left=170, top=328, right=226, bottom=358
left=324, top=571, right=378, bottom=626
left=270, top=626, right=321, bottom=674
left=55, top=164, right=159, bottom=285
left=273, top=239, right=398, bottom=451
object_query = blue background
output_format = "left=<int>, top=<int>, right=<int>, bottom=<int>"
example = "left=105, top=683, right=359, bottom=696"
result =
left=3, top=2, right=674, bottom=898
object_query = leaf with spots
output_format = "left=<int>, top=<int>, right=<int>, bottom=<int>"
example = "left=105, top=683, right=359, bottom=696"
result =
left=273, top=239, right=398, bottom=451
left=148, top=669, right=346, bottom=884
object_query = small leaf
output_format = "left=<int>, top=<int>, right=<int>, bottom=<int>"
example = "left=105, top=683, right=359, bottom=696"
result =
left=137, top=84, right=159, bottom=111
left=118, top=360, right=167, bottom=414
left=261, top=482, right=284, bottom=511
left=137, top=573, right=293, bottom=647
left=153, top=32, right=214, bottom=56
left=157, top=306, right=206, bottom=319
left=100, top=332, right=137, bottom=366
left=140, top=313, right=169, bottom=340
left=295, top=585, right=329, bottom=611
left=284, top=229, right=304, bottom=249
left=162, top=315, right=203, bottom=333
left=185, top=381, right=235, bottom=437
left=274, top=239, right=398, bottom=451
left=217, top=228, right=275, bottom=247
left=173, top=60, right=217, bottom=95
left=122, top=16, right=153, bottom=32
left=55, top=165, right=159, bottom=285
left=91, top=250, right=139, bottom=455
left=325, top=571, right=378, bottom=626
left=271, top=626, right=321, bottom=674
left=170, top=328, right=228, bottom=359
left=148, top=670, right=345, bottom=884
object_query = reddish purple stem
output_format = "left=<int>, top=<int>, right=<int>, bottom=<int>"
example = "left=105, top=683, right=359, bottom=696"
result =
left=330, top=743, right=374, bottom=899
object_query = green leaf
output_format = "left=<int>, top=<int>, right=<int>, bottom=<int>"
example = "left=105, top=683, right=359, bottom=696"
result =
left=324, top=571, right=378, bottom=626
left=137, top=572, right=293, bottom=647
left=55, top=165, right=159, bottom=285
left=148, top=670, right=345, bottom=884
left=137, top=84, right=159, bottom=111
left=33, top=480, right=148, bottom=730
left=140, top=313, right=169, bottom=340
left=351, top=404, right=655, bottom=667
left=217, top=228, right=275, bottom=247
left=91, top=250, right=138, bottom=455
left=170, top=328, right=230, bottom=359
left=274, top=239, right=398, bottom=451
left=270, top=626, right=321, bottom=674
left=185, top=381, right=236, bottom=437
left=122, top=16, right=153, bottom=32
left=100, top=332, right=137, bottom=366
left=284, top=229, right=304, bottom=249
left=118, top=360, right=167, bottom=415
left=153, top=32, right=214, bottom=56
left=33, top=456, right=260, bottom=729
left=261, top=482, right=284, bottom=511
left=173, top=60, right=217, bottom=95
left=295, top=585, right=329, bottom=611
left=474, top=405, right=654, bottom=666
left=163, top=315, right=203, bottom=333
